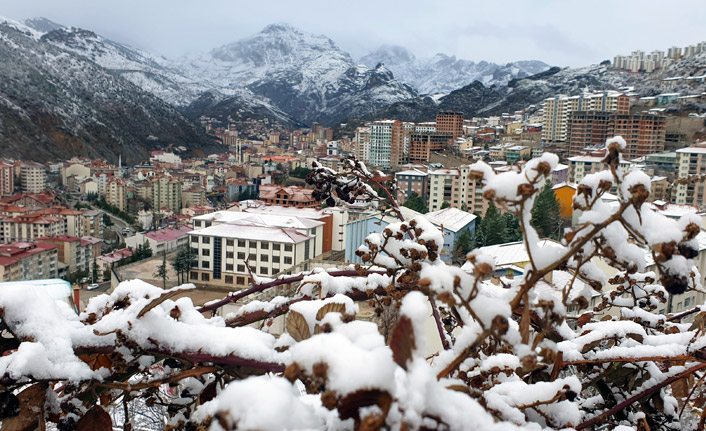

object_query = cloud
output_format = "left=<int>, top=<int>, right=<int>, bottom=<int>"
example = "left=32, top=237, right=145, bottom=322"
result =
left=1, top=0, right=704, bottom=67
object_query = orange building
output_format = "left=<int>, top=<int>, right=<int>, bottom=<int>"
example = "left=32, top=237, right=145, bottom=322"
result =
left=552, top=184, right=577, bottom=219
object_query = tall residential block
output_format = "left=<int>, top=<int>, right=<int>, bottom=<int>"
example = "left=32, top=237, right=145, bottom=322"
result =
left=675, top=143, right=706, bottom=206
left=542, top=93, right=629, bottom=143
left=436, top=112, right=464, bottom=139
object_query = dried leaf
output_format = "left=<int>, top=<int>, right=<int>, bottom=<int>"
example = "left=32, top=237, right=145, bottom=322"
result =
left=338, top=389, right=392, bottom=421
left=390, top=315, right=416, bottom=370
left=1, top=383, right=46, bottom=431
left=688, top=312, right=706, bottom=331
left=199, top=381, right=218, bottom=405
left=581, top=339, right=602, bottom=354
left=671, top=377, right=690, bottom=401
left=286, top=310, right=311, bottom=342
left=316, top=302, right=347, bottom=321
left=627, top=333, right=644, bottom=343
left=76, top=406, right=112, bottom=431
left=519, top=306, right=530, bottom=345
left=79, top=353, right=113, bottom=371
left=577, top=312, right=593, bottom=328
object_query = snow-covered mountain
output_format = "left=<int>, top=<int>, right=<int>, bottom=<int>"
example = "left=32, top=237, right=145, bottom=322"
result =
left=178, top=24, right=418, bottom=125
left=359, top=45, right=550, bottom=94
left=0, top=17, right=217, bottom=163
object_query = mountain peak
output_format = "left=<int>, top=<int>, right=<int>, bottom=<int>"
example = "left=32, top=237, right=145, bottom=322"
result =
left=360, top=44, right=416, bottom=68
left=261, top=23, right=300, bottom=34
left=23, top=17, right=64, bottom=33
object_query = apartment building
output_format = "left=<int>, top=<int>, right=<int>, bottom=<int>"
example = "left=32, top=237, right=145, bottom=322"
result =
left=368, top=120, right=395, bottom=168
left=567, top=112, right=666, bottom=159
left=428, top=166, right=487, bottom=215
left=182, top=185, right=207, bottom=208
left=409, top=132, right=454, bottom=163
left=20, top=162, right=47, bottom=193
left=105, top=178, right=128, bottom=212
left=542, top=93, right=629, bottom=142
left=125, top=226, right=192, bottom=254
left=37, top=235, right=93, bottom=274
left=0, top=241, right=58, bottom=281
left=0, top=162, right=13, bottom=196
left=567, top=111, right=613, bottom=156
left=189, top=223, right=315, bottom=288
left=607, top=114, right=666, bottom=159
left=151, top=175, right=182, bottom=213
left=395, top=169, right=429, bottom=205
left=674, top=143, right=706, bottom=206
left=436, top=112, right=464, bottom=139
left=1, top=213, right=66, bottom=243
left=567, top=153, right=633, bottom=183
left=354, top=126, right=370, bottom=162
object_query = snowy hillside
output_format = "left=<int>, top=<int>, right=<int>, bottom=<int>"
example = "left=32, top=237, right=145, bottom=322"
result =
left=359, top=45, right=550, bottom=94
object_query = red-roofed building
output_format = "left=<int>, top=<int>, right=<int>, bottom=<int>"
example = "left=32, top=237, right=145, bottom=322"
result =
left=125, top=226, right=192, bottom=254
left=0, top=241, right=58, bottom=281
left=97, top=247, right=135, bottom=273
left=258, top=185, right=316, bottom=208
left=0, top=191, right=58, bottom=209
left=1, top=213, right=66, bottom=243
left=37, top=235, right=94, bottom=274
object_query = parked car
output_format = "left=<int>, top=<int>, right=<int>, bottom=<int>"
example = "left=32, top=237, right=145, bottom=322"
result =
left=87, top=283, right=100, bottom=290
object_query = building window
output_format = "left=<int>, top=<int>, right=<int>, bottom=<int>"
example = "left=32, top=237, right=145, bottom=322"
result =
left=237, top=264, right=245, bottom=272
left=237, top=277, right=245, bottom=285
left=273, top=256, right=280, bottom=263
left=225, top=275, right=233, bottom=284
left=202, top=237, right=210, bottom=244
left=272, top=243, right=281, bottom=251
left=260, top=254, right=269, bottom=262
left=226, top=251, right=234, bottom=259
left=201, top=273, right=210, bottom=281
left=226, top=264, right=233, bottom=271
left=202, top=261, right=210, bottom=269
left=202, top=249, right=210, bottom=256
left=190, top=271, right=198, bottom=280
left=249, top=253, right=256, bottom=261
left=284, top=244, right=293, bottom=252
left=260, top=267, right=268, bottom=275
left=261, top=242, right=269, bottom=250
left=284, top=257, right=292, bottom=265
left=238, top=239, right=245, bottom=247
left=226, top=239, right=234, bottom=247
left=237, top=252, right=245, bottom=259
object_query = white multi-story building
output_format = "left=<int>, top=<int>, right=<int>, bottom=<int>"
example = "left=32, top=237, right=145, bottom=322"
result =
left=542, top=92, right=629, bottom=142
left=189, top=223, right=315, bottom=289
left=674, top=143, right=706, bottom=206
left=368, top=120, right=395, bottom=168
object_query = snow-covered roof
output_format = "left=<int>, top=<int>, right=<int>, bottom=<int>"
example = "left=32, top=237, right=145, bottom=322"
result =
left=462, top=240, right=563, bottom=269
left=425, top=207, right=477, bottom=232
left=189, top=223, right=310, bottom=244
left=194, top=211, right=323, bottom=229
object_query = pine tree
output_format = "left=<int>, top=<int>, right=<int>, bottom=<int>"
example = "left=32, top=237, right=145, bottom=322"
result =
left=483, top=203, right=507, bottom=246
left=451, top=229, right=473, bottom=265
left=402, top=192, right=428, bottom=214
left=531, top=181, right=563, bottom=240
left=441, top=201, right=450, bottom=209
left=503, top=213, right=523, bottom=242
left=154, top=251, right=169, bottom=289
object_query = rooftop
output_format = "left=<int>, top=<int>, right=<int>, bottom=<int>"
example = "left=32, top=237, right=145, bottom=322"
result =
left=189, top=223, right=310, bottom=243
left=425, top=207, right=477, bottom=232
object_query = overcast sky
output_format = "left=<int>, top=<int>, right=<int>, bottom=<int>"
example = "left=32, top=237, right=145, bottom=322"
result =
left=2, top=0, right=705, bottom=67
